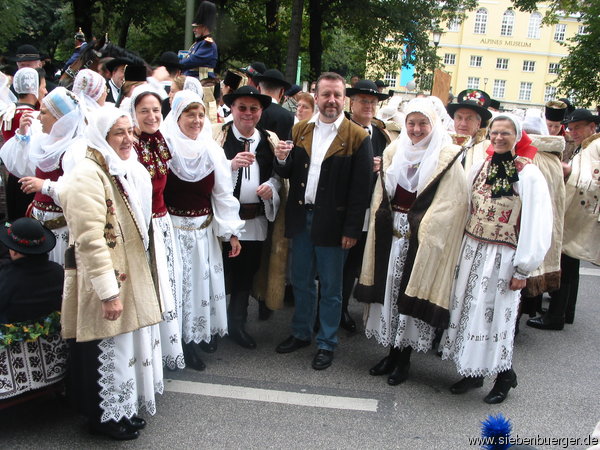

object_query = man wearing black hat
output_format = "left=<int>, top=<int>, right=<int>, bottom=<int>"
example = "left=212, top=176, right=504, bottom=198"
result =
left=340, top=79, right=391, bottom=331
left=255, top=69, right=295, bottom=141
left=447, top=89, right=493, bottom=170
left=0, top=218, right=63, bottom=324
left=214, top=85, right=283, bottom=349
left=105, top=57, right=131, bottom=104
left=273, top=72, right=373, bottom=370
left=181, top=1, right=217, bottom=80
left=528, top=109, right=600, bottom=331
left=545, top=100, right=568, bottom=136
left=241, top=62, right=267, bottom=89
left=61, top=28, right=88, bottom=74
left=282, top=84, right=301, bottom=114
left=14, top=44, right=42, bottom=70
left=217, top=69, right=246, bottom=122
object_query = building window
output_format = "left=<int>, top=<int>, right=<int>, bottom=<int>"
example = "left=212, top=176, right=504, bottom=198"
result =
left=443, top=53, right=456, bottom=65
left=500, top=10, right=515, bottom=36
left=469, top=55, right=483, bottom=67
left=548, top=63, right=560, bottom=74
left=496, top=58, right=509, bottom=70
left=493, top=80, right=506, bottom=99
left=384, top=72, right=397, bottom=88
left=522, top=60, right=536, bottom=72
left=578, top=25, right=588, bottom=35
left=467, top=77, right=480, bottom=90
left=554, top=24, right=566, bottom=42
left=519, top=82, right=533, bottom=101
left=528, top=12, right=542, bottom=39
left=544, top=86, right=558, bottom=102
left=474, top=8, right=487, bottom=34
left=448, top=18, right=460, bottom=32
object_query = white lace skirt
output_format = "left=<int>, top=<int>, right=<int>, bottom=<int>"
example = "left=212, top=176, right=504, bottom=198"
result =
left=440, top=236, right=519, bottom=377
left=152, top=214, right=185, bottom=370
left=31, top=207, right=68, bottom=267
left=98, top=325, right=163, bottom=423
left=171, top=215, right=228, bottom=344
left=364, top=211, right=436, bottom=352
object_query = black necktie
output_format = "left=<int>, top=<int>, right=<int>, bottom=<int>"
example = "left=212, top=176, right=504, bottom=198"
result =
left=364, top=126, right=371, bottom=137
left=239, top=137, right=254, bottom=179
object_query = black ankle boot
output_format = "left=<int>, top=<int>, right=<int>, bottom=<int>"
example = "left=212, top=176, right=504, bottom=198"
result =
left=484, top=369, right=517, bottom=404
left=387, top=347, right=411, bottom=386
left=198, top=335, right=218, bottom=353
left=450, top=376, right=484, bottom=394
left=182, top=343, right=206, bottom=371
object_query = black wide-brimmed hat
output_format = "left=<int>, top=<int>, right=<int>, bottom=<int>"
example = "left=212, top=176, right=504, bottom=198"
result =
left=14, top=44, right=41, bottom=62
left=156, top=51, right=182, bottom=70
left=105, top=57, right=133, bottom=73
left=240, top=62, right=266, bottom=79
left=192, top=1, right=217, bottom=30
left=285, top=84, right=301, bottom=97
left=0, top=218, right=56, bottom=255
left=447, top=89, right=493, bottom=127
left=253, top=69, right=291, bottom=90
left=545, top=100, right=567, bottom=122
left=223, top=85, right=272, bottom=109
left=562, top=109, right=600, bottom=125
left=124, top=64, right=147, bottom=82
left=223, top=70, right=245, bottom=90
left=489, top=99, right=501, bottom=110
left=346, top=80, right=389, bottom=101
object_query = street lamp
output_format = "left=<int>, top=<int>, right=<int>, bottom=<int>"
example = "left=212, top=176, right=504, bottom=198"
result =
left=484, top=77, right=489, bottom=91
left=432, top=30, right=442, bottom=48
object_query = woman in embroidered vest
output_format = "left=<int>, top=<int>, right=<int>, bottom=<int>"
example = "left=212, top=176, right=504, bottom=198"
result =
left=357, top=98, right=469, bottom=385
left=0, top=87, right=86, bottom=266
left=128, top=85, right=185, bottom=372
left=61, top=106, right=163, bottom=440
left=161, top=90, right=243, bottom=370
left=441, top=113, right=552, bottom=404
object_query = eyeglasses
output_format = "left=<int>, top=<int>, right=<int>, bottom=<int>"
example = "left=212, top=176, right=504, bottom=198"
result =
left=356, top=99, right=378, bottom=106
left=235, top=105, right=262, bottom=113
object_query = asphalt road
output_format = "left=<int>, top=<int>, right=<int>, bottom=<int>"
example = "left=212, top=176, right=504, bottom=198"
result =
left=2, top=264, right=599, bottom=449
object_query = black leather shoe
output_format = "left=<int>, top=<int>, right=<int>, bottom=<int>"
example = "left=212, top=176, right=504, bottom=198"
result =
left=312, top=349, right=334, bottom=370
left=387, top=362, right=410, bottom=386
left=449, top=376, right=484, bottom=395
left=340, top=310, right=357, bottom=332
left=369, top=356, right=396, bottom=376
left=199, top=335, right=218, bottom=353
left=258, top=300, right=272, bottom=321
left=526, top=315, right=564, bottom=331
left=89, top=420, right=139, bottom=440
left=229, top=328, right=257, bottom=349
left=484, top=370, right=517, bottom=404
left=120, top=416, right=146, bottom=431
left=275, top=336, right=311, bottom=354
left=182, top=343, right=206, bottom=371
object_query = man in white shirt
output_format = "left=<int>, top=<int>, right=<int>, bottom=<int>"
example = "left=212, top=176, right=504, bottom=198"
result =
left=273, top=72, right=373, bottom=370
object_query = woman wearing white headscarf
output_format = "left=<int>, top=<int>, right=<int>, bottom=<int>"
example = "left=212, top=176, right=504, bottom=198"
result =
left=61, top=106, right=163, bottom=440
left=128, top=84, right=185, bottom=371
left=73, top=68, right=108, bottom=118
left=161, top=90, right=244, bottom=370
left=356, top=97, right=469, bottom=385
left=441, top=113, right=552, bottom=404
left=0, top=86, right=86, bottom=265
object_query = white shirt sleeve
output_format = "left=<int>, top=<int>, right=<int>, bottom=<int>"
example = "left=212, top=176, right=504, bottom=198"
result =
left=0, top=133, right=37, bottom=178
left=512, top=163, right=553, bottom=278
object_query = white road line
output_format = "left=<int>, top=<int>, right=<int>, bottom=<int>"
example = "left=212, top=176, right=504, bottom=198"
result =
left=580, top=268, right=600, bottom=277
left=164, top=379, right=379, bottom=412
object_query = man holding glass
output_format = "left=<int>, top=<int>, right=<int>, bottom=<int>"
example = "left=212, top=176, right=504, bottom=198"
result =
left=273, top=72, right=373, bottom=370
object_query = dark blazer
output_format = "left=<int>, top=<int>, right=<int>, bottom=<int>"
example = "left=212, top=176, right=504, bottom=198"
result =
left=258, top=102, right=294, bottom=141
left=274, top=116, right=373, bottom=246
left=370, top=119, right=391, bottom=157
left=0, top=255, right=63, bottom=323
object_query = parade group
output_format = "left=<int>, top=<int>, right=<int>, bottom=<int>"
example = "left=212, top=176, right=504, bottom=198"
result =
left=1, top=0, right=599, bottom=442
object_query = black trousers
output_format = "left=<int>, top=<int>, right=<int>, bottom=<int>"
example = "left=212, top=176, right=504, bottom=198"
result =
left=547, top=253, right=580, bottom=322
left=67, top=339, right=103, bottom=423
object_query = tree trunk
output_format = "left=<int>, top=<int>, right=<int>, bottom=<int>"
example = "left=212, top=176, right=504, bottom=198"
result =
left=118, top=14, right=132, bottom=48
left=72, top=0, right=97, bottom=40
left=265, top=0, right=280, bottom=69
left=308, top=0, right=323, bottom=81
left=285, top=0, right=304, bottom=84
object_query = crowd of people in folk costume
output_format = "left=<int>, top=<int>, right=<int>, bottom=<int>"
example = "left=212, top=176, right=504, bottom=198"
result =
left=1, top=0, right=600, bottom=442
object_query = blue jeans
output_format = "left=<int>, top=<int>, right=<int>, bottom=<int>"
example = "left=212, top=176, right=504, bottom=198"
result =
left=291, top=211, right=347, bottom=351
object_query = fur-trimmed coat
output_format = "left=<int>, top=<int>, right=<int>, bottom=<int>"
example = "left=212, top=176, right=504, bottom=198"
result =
left=563, top=133, right=600, bottom=264
left=356, top=140, right=469, bottom=328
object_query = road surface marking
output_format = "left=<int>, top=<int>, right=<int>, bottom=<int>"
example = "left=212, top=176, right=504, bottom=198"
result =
left=164, top=379, right=378, bottom=412
left=580, top=268, right=600, bottom=277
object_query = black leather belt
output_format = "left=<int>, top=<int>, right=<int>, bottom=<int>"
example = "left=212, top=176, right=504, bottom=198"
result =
left=305, top=204, right=314, bottom=211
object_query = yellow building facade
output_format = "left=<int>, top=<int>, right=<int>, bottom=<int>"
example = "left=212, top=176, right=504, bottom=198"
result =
left=379, top=1, right=584, bottom=108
